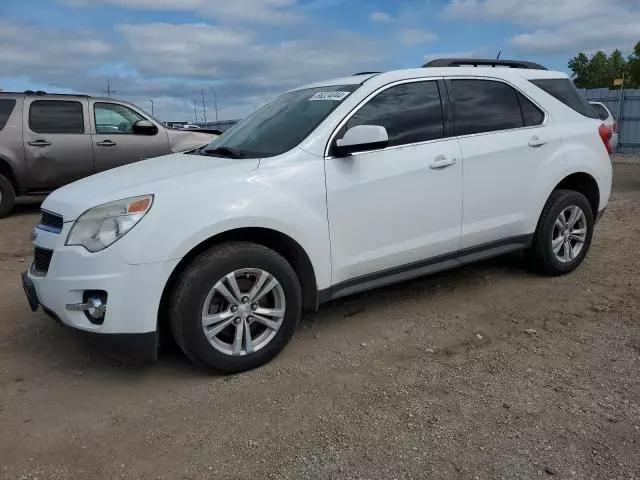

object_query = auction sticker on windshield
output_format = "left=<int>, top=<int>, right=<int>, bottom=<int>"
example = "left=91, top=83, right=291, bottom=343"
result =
left=309, top=91, right=351, bottom=101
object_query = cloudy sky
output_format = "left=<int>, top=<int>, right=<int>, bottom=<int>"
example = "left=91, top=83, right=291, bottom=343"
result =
left=1, top=0, right=639, bottom=122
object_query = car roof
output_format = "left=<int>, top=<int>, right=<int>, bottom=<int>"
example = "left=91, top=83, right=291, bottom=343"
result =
left=291, top=67, right=568, bottom=92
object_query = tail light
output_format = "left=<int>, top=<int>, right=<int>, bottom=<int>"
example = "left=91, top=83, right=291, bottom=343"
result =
left=599, top=124, right=613, bottom=155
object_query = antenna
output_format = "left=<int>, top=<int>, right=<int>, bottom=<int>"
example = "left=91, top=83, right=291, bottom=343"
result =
left=103, top=78, right=116, bottom=97
left=496, top=50, right=502, bottom=60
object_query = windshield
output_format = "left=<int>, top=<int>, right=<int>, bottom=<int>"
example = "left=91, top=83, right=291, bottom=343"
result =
left=202, top=85, right=359, bottom=158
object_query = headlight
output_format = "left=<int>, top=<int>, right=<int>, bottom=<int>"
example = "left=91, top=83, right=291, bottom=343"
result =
left=66, top=195, right=153, bottom=252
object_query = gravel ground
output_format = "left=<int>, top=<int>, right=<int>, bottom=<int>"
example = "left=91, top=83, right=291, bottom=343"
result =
left=0, top=156, right=639, bottom=480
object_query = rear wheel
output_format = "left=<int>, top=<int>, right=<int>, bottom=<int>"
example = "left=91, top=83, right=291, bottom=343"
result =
left=0, top=174, right=16, bottom=218
left=526, top=189, right=594, bottom=275
left=169, top=242, right=302, bottom=373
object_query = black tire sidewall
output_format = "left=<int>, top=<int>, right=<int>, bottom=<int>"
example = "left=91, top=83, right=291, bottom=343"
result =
left=539, top=192, right=594, bottom=274
left=0, top=175, right=15, bottom=218
left=171, top=243, right=302, bottom=374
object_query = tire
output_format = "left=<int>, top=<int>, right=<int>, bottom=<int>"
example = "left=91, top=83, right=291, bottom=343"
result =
left=0, top=174, right=16, bottom=218
left=526, top=189, right=594, bottom=276
left=169, top=242, right=302, bottom=374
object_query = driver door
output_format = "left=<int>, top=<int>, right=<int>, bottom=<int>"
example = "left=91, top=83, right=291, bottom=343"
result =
left=325, top=79, right=463, bottom=287
left=90, top=101, right=170, bottom=172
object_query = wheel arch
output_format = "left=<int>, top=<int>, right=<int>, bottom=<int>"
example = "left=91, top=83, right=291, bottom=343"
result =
left=158, top=227, right=319, bottom=344
left=552, top=172, right=600, bottom=217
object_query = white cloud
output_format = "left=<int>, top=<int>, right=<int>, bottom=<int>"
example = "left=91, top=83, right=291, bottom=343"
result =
left=370, top=11, right=391, bottom=22
left=399, top=28, right=437, bottom=46
left=441, top=0, right=620, bottom=26
left=0, top=21, right=112, bottom=77
left=61, top=0, right=303, bottom=24
left=508, top=14, right=640, bottom=53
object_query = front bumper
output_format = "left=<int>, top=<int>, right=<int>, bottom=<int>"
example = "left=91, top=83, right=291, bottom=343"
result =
left=24, top=225, right=180, bottom=336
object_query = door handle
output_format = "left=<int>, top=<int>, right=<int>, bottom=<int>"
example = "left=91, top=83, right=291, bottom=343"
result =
left=97, top=140, right=117, bottom=147
left=528, top=135, right=547, bottom=148
left=429, top=154, right=456, bottom=170
left=28, top=140, right=51, bottom=147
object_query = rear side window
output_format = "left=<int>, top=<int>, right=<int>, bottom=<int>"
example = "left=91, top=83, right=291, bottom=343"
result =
left=518, top=92, right=545, bottom=127
left=530, top=79, right=598, bottom=119
left=346, top=81, right=444, bottom=147
left=590, top=103, right=610, bottom=121
left=450, top=79, right=524, bottom=135
left=0, top=99, right=16, bottom=131
left=29, top=100, right=84, bottom=134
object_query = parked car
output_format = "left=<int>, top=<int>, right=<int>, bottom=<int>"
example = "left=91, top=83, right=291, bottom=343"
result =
left=589, top=101, right=619, bottom=151
left=0, top=92, right=217, bottom=216
left=22, top=58, right=613, bottom=373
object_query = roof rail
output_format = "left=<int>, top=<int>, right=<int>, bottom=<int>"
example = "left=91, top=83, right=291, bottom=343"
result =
left=352, top=71, right=381, bottom=76
left=423, top=58, right=547, bottom=70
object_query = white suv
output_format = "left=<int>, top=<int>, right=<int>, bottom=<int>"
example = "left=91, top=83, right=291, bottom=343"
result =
left=22, top=58, right=613, bottom=373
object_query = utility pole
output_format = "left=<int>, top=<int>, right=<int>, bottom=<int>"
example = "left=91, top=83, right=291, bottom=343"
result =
left=149, top=99, right=154, bottom=116
left=193, top=100, right=198, bottom=124
left=212, top=89, right=218, bottom=121
left=201, top=89, right=207, bottom=124
left=103, top=78, right=116, bottom=97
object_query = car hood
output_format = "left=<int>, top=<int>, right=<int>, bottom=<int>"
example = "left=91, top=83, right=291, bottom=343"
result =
left=42, top=152, right=259, bottom=221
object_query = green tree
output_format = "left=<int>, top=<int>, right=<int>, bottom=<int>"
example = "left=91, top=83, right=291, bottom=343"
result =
left=568, top=48, right=635, bottom=88
left=628, top=41, right=640, bottom=88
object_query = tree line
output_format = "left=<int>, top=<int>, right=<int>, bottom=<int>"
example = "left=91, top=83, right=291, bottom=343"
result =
left=568, top=41, right=640, bottom=89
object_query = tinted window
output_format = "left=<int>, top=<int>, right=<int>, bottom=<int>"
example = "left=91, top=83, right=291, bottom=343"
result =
left=530, top=79, right=598, bottom=119
left=0, top=99, right=16, bottom=131
left=29, top=100, right=84, bottom=134
left=518, top=92, right=545, bottom=126
left=346, top=81, right=444, bottom=147
left=450, top=79, right=523, bottom=135
left=590, top=103, right=610, bottom=121
left=202, top=85, right=359, bottom=158
left=94, top=103, right=146, bottom=134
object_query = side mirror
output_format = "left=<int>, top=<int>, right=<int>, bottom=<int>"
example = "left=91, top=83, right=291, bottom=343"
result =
left=334, top=125, right=389, bottom=156
left=133, top=120, right=159, bottom=136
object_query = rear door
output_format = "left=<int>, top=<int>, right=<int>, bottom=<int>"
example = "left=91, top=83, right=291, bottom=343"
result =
left=23, top=98, right=94, bottom=189
left=91, top=101, right=170, bottom=172
left=448, top=78, right=565, bottom=249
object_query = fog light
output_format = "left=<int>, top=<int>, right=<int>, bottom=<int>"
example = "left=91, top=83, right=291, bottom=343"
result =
left=66, top=290, right=108, bottom=325
left=86, top=297, right=106, bottom=320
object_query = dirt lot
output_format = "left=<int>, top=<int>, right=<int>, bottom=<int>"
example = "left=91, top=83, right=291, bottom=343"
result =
left=1, top=157, right=639, bottom=480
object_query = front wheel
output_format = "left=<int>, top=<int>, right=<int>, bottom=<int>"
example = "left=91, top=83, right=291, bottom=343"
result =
left=169, top=242, right=302, bottom=373
left=526, top=189, right=594, bottom=276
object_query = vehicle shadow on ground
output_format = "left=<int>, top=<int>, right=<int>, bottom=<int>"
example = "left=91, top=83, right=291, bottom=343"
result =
left=15, top=252, right=532, bottom=379
left=8, top=197, right=44, bottom=218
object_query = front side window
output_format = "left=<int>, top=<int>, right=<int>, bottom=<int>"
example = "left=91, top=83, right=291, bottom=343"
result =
left=29, top=100, right=84, bottom=134
left=345, top=81, right=444, bottom=147
left=94, top=103, right=147, bottom=134
left=0, top=99, right=16, bottom=131
left=450, top=79, right=524, bottom=136
left=203, top=85, right=360, bottom=158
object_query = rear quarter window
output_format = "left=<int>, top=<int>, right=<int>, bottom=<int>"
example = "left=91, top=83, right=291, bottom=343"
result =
left=0, top=99, right=16, bottom=131
left=530, top=79, right=598, bottom=119
left=590, top=103, right=610, bottom=121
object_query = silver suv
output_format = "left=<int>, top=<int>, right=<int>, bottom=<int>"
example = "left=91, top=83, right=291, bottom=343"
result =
left=0, top=92, right=217, bottom=217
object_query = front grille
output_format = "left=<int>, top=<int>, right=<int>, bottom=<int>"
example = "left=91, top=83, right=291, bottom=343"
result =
left=39, top=211, right=63, bottom=233
left=33, top=247, right=53, bottom=275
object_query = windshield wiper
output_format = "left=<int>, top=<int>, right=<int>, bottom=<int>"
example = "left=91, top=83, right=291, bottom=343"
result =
left=201, top=146, right=245, bottom=158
